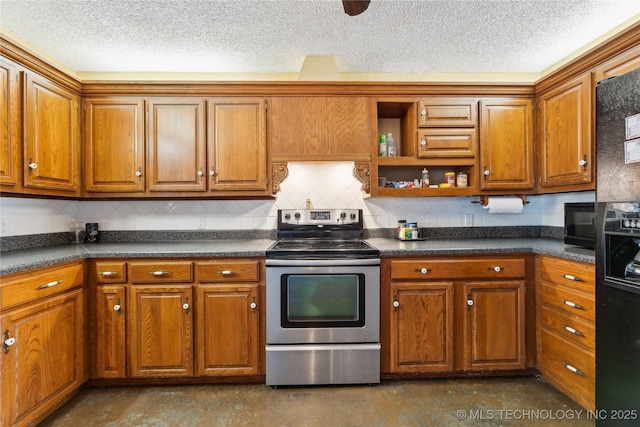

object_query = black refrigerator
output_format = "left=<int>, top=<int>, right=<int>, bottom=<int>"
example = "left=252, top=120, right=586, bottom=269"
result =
left=595, top=66, right=640, bottom=426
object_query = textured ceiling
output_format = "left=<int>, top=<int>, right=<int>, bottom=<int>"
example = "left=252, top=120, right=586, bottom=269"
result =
left=1, top=0, right=640, bottom=78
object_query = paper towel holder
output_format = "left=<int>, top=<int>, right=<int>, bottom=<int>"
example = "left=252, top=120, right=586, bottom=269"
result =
left=471, top=195, right=529, bottom=206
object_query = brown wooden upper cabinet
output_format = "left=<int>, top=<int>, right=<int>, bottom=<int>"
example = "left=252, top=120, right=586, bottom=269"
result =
left=83, top=96, right=268, bottom=197
left=148, top=98, right=207, bottom=192
left=594, top=44, right=640, bottom=83
left=0, top=58, right=20, bottom=189
left=418, top=98, right=477, bottom=127
left=538, top=72, right=593, bottom=192
left=479, top=98, right=535, bottom=190
left=84, top=98, right=146, bottom=193
left=24, top=70, right=80, bottom=195
left=208, top=98, right=268, bottom=192
left=269, top=96, right=370, bottom=162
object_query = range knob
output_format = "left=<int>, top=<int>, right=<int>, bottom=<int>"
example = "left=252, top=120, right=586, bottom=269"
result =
left=340, top=212, right=347, bottom=220
left=283, top=213, right=291, bottom=220
left=294, top=212, right=301, bottom=220
left=350, top=213, right=357, bottom=220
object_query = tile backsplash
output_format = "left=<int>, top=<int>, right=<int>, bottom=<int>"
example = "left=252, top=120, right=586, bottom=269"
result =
left=0, top=162, right=595, bottom=237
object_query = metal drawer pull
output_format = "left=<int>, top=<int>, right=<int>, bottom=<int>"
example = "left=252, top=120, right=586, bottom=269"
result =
left=99, top=271, right=118, bottom=277
left=489, top=266, right=502, bottom=272
left=39, top=280, right=62, bottom=289
left=150, top=271, right=169, bottom=276
left=562, top=300, right=584, bottom=310
left=561, top=273, right=583, bottom=282
left=218, top=270, right=235, bottom=275
left=562, top=324, right=584, bottom=336
left=414, top=268, right=431, bottom=274
left=563, top=362, right=585, bottom=376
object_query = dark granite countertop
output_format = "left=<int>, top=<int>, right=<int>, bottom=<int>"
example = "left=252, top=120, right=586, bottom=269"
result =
left=0, top=237, right=594, bottom=276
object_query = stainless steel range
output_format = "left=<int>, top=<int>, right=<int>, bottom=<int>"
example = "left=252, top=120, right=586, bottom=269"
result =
left=265, top=209, right=380, bottom=387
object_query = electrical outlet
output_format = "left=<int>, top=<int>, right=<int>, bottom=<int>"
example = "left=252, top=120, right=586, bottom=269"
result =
left=1, top=220, right=7, bottom=236
left=463, top=214, right=473, bottom=227
left=198, top=217, right=206, bottom=230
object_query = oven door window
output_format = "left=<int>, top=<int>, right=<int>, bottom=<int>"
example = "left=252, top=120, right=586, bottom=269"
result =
left=281, top=274, right=365, bottom=328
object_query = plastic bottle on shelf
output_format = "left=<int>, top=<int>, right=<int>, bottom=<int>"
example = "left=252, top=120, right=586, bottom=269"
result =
left=378, top=134, right=387, bottom=157
left=421, top=168, right=429, bottom=187
left=386, top=132, right=397, bottom=157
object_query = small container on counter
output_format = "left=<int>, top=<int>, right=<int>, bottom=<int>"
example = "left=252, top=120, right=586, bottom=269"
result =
left=397, top=220, right=407, bottom=238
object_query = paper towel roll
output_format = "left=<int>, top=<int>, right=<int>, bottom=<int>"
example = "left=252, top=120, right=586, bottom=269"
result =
left=482, top=197, right=524, bottom=214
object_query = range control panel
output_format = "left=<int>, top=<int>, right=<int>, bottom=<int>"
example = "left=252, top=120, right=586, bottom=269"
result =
left=279, top=209, right=360, bottom=225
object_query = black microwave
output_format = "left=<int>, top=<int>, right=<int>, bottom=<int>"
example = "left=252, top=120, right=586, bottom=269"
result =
left=564, top=202, right=596, bottom=249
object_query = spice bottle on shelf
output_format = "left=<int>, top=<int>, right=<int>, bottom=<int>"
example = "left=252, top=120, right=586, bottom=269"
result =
left=378, top=134, right=387, bottom=157
left=421, top=168, right=429, bottom=187
left=386, top=133, right=397, bottom=157
left=445, top=171, right=456, bottom=186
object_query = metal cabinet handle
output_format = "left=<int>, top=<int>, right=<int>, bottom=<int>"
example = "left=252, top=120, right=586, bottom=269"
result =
left=150, top=271, right=169, bottom=277
left=414, top=267, right=431, bottom=274
left=420, top=139, right=426, bottom=146
left=484, top=169, right=490, bottom=176
left=562, top=324, right=584, bottom=337
left=562, top=300, right=584, bottom=310
left=250, top=296, right=257, bottom=313
left=489, top=266, right=502, bottom=272
left=209, top=169, right=215, bottom=177
left=28, top=162, right=38, bottom=170
left=99, top=271, right=118, bottom=277
left=421, top=107, right=426, bottom=120
left=197, top=168, right=204, bottom=177
left=563, top=362, right=585, bottom=376
left=560, top=273, right=583, bottom=282
left=218, top=270, right=235, bottom=275
left=39, top=280, right=62, bottom=289
left=393, top=295, right=399, bottom=311
left=183, top=297, right=190, bottom=312
left=4, top=330, right=15, bottom=354
left=135, top=167, right=142, bottom=177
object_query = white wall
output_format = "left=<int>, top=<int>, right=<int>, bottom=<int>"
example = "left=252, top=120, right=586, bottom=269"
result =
left=0, top=162, right=595, bottom=237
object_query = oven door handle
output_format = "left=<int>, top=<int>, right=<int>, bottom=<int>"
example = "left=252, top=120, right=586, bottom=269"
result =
left=266, top=258, right=380, bottom=267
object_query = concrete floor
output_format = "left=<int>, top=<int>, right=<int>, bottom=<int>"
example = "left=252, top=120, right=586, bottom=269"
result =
left=40, top=377, right=595, bottom=426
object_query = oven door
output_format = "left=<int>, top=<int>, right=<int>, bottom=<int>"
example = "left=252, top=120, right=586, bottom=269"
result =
left=266, top=258, right=380, bottom=345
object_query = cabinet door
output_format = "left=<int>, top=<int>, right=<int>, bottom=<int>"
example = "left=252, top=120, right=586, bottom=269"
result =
left=148, top=98, right=206, bottom=192
left=195, top=284, right=259, bottom=375
left=462, top=280, right=525, bottom=370
left=417, top=128, right=476, bottom=158
left=95, top=285, right=126, bottom=378
left=129, top=285, right=193, bottom=377
left=479, top=99, right=534, bottom=190
left=0, top=58, right=20, bottom=188
left=269, top=96, right=370, bottom=161
left=390, top=282, right=454, bottom=372
left=84, top=98, right=145, bottom=193
left=24, top=71, right=80, bottom=193
left=1, top=289, right=84, bottom=427
left=208, top=98, right=267, bottom=191
left=538, top=73, right=593, bottom=190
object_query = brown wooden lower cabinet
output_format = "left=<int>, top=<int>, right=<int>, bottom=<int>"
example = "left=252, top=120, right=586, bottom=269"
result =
left=537, top=255, right=595, bottom=410
left=384, top=255, right=532, bottom=376
left=1, top=262, right=85, bottom=427
left=91, top=258, right=263, bottom=380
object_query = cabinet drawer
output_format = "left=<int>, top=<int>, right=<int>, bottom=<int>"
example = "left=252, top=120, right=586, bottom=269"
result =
left=541, top=282, right=595, bottom=322
left=1, top=262, right=84, bottom=309
left=198, top=260, right=261, bottom=282
left=130, top=261, right=193, bottom=283
left=417, top=129, right=476, bottom=158
left=418, top=99, right=477, bottom=127
left=95, top=261, right=127, bottom=283
left=390, top=258, right=525, bottom=280
left=541, top=329, right=594, bottom=406
left=540, top=256, right=594, bottom=293
left=540, top=305, right=595, bottom=350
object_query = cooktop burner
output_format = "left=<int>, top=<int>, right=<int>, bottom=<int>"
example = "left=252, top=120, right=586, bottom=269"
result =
left=267, top=209, right=380, bottom=260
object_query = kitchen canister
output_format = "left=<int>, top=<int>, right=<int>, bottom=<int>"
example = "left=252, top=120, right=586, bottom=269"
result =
left=85, top=223, right=99, bottom=243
